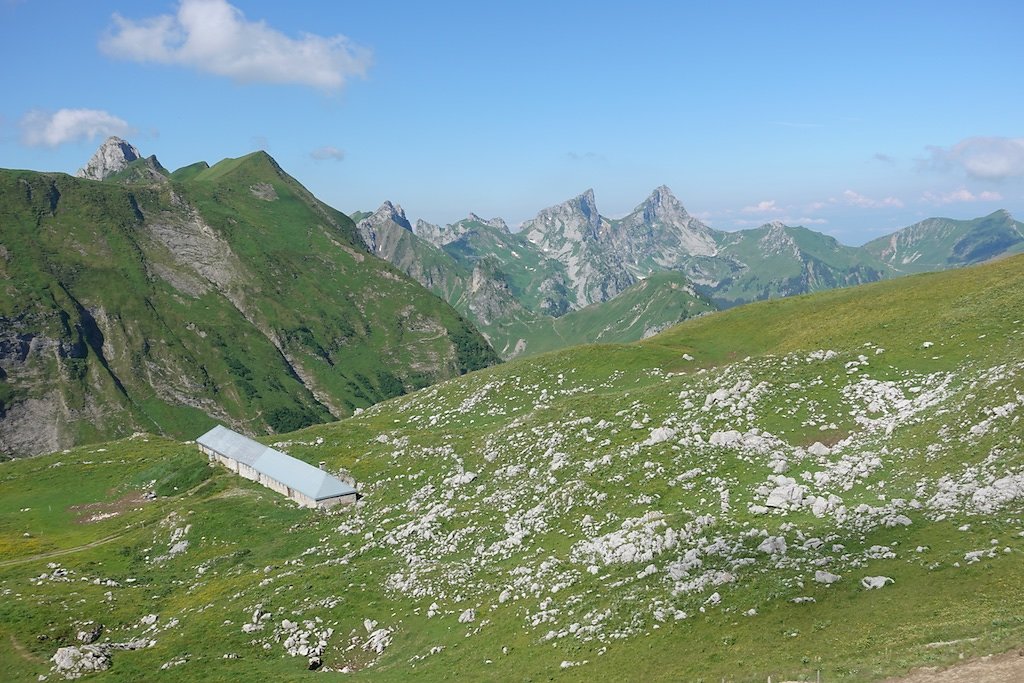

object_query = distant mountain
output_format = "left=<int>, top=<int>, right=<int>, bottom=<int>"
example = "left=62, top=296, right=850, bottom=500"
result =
left=863, top=209, right=1024, bottom=273
left=608, top=185, right=719, bottom=274
left=521, top=189, right=637, bottom=308
left=0, top=139, right=497, bottom=457
left=701, top=222, right=893, bottom=307
left=357, top=206, right=557, bottom=358
left=510, top=186, right=896, bottom=309
left=498, top=271, right=715, bottom=357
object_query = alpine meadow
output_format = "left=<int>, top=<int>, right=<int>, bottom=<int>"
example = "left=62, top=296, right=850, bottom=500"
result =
left=2, top=2, right=1024, bottom=682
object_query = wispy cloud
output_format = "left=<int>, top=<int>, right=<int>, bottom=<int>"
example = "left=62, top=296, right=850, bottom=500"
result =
left=840, top=189, right=903, bottom=208
left=20, top=108, right=134, bottom=147
left=311, top=145, right=345, bottom=161
left=922, top=188, right=1003, bottom=204
left=100, top=0, right=371, bottom=92
left=741, top=199, right=782, bottom=214
left=923, top=136, right=1024, bottom=180
left=566, top=151, right=605, bottom=162
left=873, top=153, right=895, bottom=164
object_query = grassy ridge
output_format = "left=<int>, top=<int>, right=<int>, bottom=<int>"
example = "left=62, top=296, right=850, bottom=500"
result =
left=0, top=154, right=497, bottom=456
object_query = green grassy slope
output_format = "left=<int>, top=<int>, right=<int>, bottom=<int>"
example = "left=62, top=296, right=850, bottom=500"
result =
left=863, top=210, right=1024, bottom=274
left=0, top=154, right=497, bottom=457
left=492, top=271, right=715, bottom=358
left=705, top=224, right=894, bottom=308
left=2, top=255, right=1022, bottom=682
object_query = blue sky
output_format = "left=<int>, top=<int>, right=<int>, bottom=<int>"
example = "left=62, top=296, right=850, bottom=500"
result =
left=2, top=0, right=1023, bottom=244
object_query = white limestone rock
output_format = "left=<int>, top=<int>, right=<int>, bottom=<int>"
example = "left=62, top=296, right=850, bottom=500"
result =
left=75, top=137, right=142, bottom=180
left=814, top=570, right=841, bottom=585
left=860, top=575, right=894, bottom=590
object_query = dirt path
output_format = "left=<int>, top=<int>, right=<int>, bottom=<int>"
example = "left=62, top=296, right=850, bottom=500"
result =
left=0, top=531, right=129, bottom=569
left=8, top=634, right=45, bottom=664
left=885, top=647, right=1024, bottom=682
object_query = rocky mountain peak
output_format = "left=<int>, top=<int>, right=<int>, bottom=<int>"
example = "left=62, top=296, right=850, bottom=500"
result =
left=371, top=201, right=412, bottom=231
left=75, top=136, right=143, bottom=180
left=356, top=201, right=413, bottom=253
left=639, top=185, right=690, bottom=223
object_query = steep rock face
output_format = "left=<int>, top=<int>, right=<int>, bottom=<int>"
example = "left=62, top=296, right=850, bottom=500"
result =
left=356, top=203, right=469, bottom=302
left=522, top=189, right=636, bottom=307
left=467, top=259, right=527, bottom=328
left=356, top=202, right=413, bottom=255
left=75, top=136, right=143, bottom=180
left=610, top=185, right=719, bottom=273
left=414, top=214, right=509, bottom=248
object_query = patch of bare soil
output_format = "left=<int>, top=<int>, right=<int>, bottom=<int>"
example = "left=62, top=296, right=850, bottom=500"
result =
left=69, top=490, right=154, bottom=524
left=9, top=634, right=45, bottom=664
left=885, top=647, right=1024, bottom=682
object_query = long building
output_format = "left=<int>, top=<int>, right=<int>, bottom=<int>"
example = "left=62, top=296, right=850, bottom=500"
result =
left=196, top=425, right=357, bottom=508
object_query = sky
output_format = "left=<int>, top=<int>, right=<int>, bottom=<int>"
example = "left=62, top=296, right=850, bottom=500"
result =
left=2, top=0, right=1023, bottom=244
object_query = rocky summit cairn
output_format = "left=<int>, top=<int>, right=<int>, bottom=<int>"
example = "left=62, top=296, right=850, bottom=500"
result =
left=75, top=136, right=142, bottom=180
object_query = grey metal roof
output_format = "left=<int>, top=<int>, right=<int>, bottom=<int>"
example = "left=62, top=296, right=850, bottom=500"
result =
left=197, top=425, right=356, bottom=502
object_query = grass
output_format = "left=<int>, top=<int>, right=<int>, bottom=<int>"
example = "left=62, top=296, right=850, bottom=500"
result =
left=0, top=255, right=1022, bottom=681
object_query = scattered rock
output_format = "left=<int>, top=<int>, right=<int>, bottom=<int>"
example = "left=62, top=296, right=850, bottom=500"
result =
left=861, top=575, right=894, bottom=590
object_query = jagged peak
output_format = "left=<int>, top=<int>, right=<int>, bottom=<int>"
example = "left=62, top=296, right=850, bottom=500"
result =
left=466, top=212, right=510, bottom=232
left=75, top=136, right=143, bottom=180
left=577, top=187, right=597, bottom=210
left=635, top=185, right=690, bottom=222
left=368, top=201, right=412, bottom=230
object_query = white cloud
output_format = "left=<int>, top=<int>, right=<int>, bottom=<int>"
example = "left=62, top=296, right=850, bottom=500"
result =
left=100, top=0, right=371, bottom=91
left=841, top=189, right=904, bottom=208
left=922, top=188, right=1003, bottom=204
left=311, top=145, right=345, bottom=161
left=20, top=108, right=134, bottom=147
left=924, top=136, right=1024, bottom=180
left=741, top=199, right=781, bottom=214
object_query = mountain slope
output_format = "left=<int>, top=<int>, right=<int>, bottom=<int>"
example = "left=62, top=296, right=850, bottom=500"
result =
left=493, top=271, right=715, bottom=357
left=864, top=209, right=1024, bottom=273
left=0, top=145, right=497, bottom=457
left=1, top=255, right=1022, bottom=681
left=698, top=222, right=895, bottom=307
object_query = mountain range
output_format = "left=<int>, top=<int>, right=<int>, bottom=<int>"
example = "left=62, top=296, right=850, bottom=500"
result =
left=0, top=138, right=496, bottom=457
left=356, top=186, right=1024, bottom=358
left=3, top=136, right=1022, bottom=457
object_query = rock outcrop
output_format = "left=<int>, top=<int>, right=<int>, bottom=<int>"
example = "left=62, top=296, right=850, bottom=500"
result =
left=75, top=136, right=143, bottom=180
